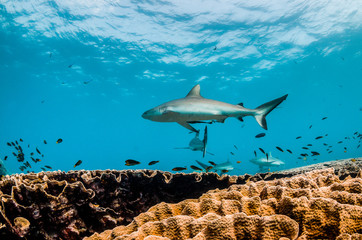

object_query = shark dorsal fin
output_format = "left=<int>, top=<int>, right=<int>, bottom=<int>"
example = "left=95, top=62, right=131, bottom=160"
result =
left=186, top=84, right=202, bottom=98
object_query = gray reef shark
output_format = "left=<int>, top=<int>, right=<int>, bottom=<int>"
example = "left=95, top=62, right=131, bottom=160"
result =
left=249, top=153, right=285, bottom=172
left=195, top=159, right=234, bottom=173
left=142, top=84, right=288, bottom=132
left=174, top=126, right=213, bottom=157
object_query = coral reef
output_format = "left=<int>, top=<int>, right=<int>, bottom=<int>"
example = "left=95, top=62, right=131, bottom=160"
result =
left=86, top=167, right=362, bottom=240
left=0, top=169, right=258, bottom=239
left=0, top=158, right=360, bottom=239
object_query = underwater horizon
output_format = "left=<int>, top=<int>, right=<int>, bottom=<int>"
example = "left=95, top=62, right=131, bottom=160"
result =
left=0, top=0, right=361, bottom=176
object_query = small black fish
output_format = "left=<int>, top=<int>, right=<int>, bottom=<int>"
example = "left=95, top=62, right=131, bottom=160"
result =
left=30, top=152, right=34, bottom=156
left=125, top=159, right=140, bottom=166
left=68, top=64, right=73, bottom=68
left=4, top=156, right=8, bottom=160
left=275, top=146, right=283, bottom=152
left=213, top=46, right=217, bottom=51
left=230, top=152, right=235, bottom=155
left=321, top=117, right=328, bottom=120
left=300, top=153, right=308, bottom=157
left=296, top=136, right=302, bottom=139
left=36, top=158, right=41, bottom=162
left=221, top=170, right=229, bottom=173
left=19, top=146, right=23, bottom=152
left=83, top=79, right=93, bottom=84
left=328, top=151, right=333, bottom=154
left=190, top=165, right=202, bottom=171
left=255, top=133, right=266, bottom=138
left=28, top=144, right=30, bottom=148
left=30, top=157, right=36, bottom=163
left=15, top=146, right=19, bottom=151
left=44, top=140, right=47, bottom=144
left=357, top=144, right=360, bottom=149
left=205, top=166, right=213, bottom=172
left=234, top=145, right=238, bottom=150
left=297, top=157, right=302, bottom=159
left=337, top=141, right=343, bottom=144
left=36, top=148, right=41, bottom=154
left=41, top=100, right=45, bottom=104
left=302, top=147, right=309, bottom=150
left=344, top=147, right=347, bottom=150
left=12, top=152, right=17, bottom=156
left=323, top=143, right=328, bottom=146
left=6, top=142, right=11, bottom=146
left=315, top=136, right=323, bottom=140
left=311, top=151, right=320, bottom=156
left=11, top=142, right=15, bottom=146
left=24, top=161, right=31, bottom=168
left=307, top=144, right=312, bottom=146
left=309, top=125, right=312, bottom=129
left=325, top=134, right=328, bottom=137
left=44, top=165, right=52, bottom=169
left=56, top=138, right=63, bottom=144
left=74, top=160, right=82, bottom=168
left=41, top=167, right=46, bottom=171
left=286, top=149, right=292, bottom=154
left=208, top=161, right=216, bottom=166
left=254, top=151, right=257, bottom=157
left=259, top=148, right=265, bottom=154
left=172, top=167, right=187, bottom=171
left=148, top=160, right=159, bottom=166
left=15, top=140, right=18, bottom=145
left=42, top=154, right=44, bottom=157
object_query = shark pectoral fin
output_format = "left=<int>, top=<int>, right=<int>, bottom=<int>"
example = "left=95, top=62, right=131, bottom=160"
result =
left=203, top=126, right=208, bottom=158
left=178, top=122, right=199, bottom=133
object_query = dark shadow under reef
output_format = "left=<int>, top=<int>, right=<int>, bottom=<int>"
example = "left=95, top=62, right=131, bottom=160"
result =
left=0, top=157, right=360, bottom=240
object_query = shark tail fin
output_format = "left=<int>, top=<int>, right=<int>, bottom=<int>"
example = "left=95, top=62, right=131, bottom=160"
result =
left=254, top=94, right=288, bottom=130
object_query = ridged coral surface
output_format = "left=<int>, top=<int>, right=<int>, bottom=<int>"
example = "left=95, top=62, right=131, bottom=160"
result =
left=0, top=169, right=258, bottom=239
left=86, top=167, right=362, bottom=240
left=0, top=158, right=361, bottom=239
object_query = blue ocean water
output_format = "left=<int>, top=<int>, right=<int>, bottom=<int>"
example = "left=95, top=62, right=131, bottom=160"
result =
left=0, top=0, right=361, bottom=176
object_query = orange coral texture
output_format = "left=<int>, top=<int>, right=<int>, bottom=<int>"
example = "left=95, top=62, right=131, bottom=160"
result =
left=85, top=168, right=362, bottom=240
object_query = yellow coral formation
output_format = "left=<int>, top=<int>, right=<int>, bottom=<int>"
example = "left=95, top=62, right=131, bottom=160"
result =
left=13, top=216, right=30, bottom=237
left=86, top=168, right=362, bottom=240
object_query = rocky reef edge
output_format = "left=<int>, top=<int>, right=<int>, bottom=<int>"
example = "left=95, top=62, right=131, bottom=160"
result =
left=0, top=157, right=361, bottom=240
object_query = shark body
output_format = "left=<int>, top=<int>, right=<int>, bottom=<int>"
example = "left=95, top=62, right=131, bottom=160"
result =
left=195, top=160, right=234, bottom=173
left=174, top=126, right=213, bottom=157
left=249, top=153, right=285, bottom=171
left=142, top=84, right=287, bottom=132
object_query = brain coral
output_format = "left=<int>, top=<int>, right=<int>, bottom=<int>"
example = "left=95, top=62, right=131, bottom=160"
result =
left=86, top=167, right=362, bottom=240
left=0, top=158, right=360, bottom=239
left=0, top=169, right=256, bottom=239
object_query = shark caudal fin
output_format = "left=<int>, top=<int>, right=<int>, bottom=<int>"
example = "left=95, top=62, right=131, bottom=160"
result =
left=254, top=94, right=288, bottom=130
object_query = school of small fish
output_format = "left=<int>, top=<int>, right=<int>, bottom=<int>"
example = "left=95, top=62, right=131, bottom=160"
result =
left=1, top=113, right=361, bottom=175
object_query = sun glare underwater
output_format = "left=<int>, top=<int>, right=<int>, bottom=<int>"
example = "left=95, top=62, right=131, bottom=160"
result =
left=0, top=0, right=361, bottom=176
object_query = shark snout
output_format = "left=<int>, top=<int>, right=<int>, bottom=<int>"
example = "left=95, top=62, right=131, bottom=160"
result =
left=142, top=110, right=151, bottom=119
